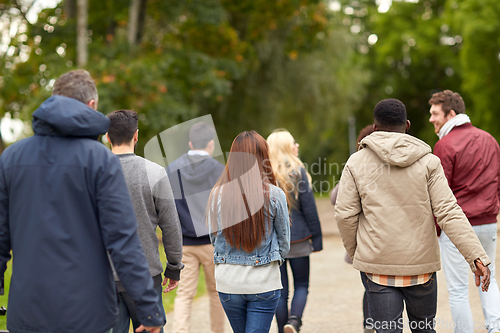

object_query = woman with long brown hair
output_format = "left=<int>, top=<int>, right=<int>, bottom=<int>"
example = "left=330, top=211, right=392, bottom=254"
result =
left=207, top=131, right=290, bottom=332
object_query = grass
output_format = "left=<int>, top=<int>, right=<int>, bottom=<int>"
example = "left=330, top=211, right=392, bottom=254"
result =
left=0, top=236, right=208, bottom=331
left=313, top=192, right=330, bottom=199
left=157, top=241, right=207, bottom=313
left=0, top=256, right=11, bottom=329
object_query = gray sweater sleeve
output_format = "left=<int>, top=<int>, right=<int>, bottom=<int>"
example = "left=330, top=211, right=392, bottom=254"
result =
left=153, top=171, right=184, bottom=280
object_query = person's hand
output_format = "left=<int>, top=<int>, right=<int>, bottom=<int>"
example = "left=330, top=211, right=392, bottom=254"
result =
left=162, top=276, right=179, bottom=293
left=474, top=259, right=490, bottom=292
left=135, top=324, right=161, bottom=333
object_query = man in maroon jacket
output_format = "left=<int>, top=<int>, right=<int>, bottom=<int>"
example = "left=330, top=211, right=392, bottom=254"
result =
left=429, top=90, right=500, bottom=333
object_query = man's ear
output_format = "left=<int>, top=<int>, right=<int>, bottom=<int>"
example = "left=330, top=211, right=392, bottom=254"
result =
left=106, top=133, right=112, bottom=146
left=87, top=99, right=97, bottom=110
left=372, top=124, right=378, bottom=132
left=405, top=120, right=411, bottom=133
left=133, top=129, right=139, bottom=143
left=206, top=140, right=215, bottom=156
left=448, top=110, right=457, bottom=118
left=188, top=141, right=194, bottom=150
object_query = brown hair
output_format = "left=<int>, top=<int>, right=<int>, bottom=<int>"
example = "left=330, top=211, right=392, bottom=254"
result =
left=208, top=131, right=277, bottom=253
left=428, top=90, right=465, bottom=116
left=357, top=125, right=374, bottom=145
left=52, top=70, right=98, bottom=106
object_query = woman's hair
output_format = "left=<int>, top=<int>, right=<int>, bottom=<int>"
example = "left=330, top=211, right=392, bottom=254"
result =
left=267, top=129, right=312, bottom=210
left=357, top=125, right=374, bottom=146
left=208, top=131, right=277, bottom=253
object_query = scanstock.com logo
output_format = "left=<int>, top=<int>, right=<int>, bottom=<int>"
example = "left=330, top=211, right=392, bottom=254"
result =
left=144, top=115, right=264, bottom=237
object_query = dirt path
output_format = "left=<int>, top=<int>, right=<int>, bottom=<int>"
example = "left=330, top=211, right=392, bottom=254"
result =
left=165, top=197, right=500, bottom=332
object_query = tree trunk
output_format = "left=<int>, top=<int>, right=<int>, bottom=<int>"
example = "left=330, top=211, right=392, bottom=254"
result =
left=136, top=0, right=148, bottom=44
left=128, top=0, right=140, bottom=47
left=64, top=0, right=77, bottom=19
left=77, top=0, right=88, bottom=67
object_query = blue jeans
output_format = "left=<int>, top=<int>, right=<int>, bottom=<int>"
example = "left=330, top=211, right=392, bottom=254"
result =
left=361, top=272, right=437, bottom=333
left=112, top=284, right=165, bottom=333
left=219, top=290, right=281, bottom=333
left=276, top=256, right=310, bottom=333
left=440, top=224, right=500, bottom=333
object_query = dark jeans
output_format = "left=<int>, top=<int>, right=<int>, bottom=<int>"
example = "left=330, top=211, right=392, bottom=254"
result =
left=276, top=256, right=310, bottom=333
left=219, top=290, right=281, bottom=333
left=361, top=272, right=437, bottom=333
left=112, top=284, right=165, bottom=333
left=363, top=291, right=369, bottom=328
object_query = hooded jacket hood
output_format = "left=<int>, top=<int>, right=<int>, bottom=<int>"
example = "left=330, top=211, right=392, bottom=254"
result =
left=166, top=152, right=225, bottom=244
left=359, top=131, right=431, bottom=167
left=32, top=95, right=109, bottom=138
left=172, top=153, right=223, bottom=184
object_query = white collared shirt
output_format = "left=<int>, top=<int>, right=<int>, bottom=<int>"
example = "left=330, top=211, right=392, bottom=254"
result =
left=187, top=150, right=210, bottom=156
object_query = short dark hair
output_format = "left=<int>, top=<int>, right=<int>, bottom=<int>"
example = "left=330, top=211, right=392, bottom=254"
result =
left=52, top=70, right=98, bottom=105
left=373, top=99, right=407, bottom=128
left=189, top=122, right=215, bottom=149
left=107, top=110, right=138, bottom=146
left=428, top=90, right=465, bottom=116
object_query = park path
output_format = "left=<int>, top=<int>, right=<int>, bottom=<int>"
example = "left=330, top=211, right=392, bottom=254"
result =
left=164, top=197, right=500, bottom=333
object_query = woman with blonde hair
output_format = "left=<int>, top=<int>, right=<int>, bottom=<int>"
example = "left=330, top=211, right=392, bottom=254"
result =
left=267, top=129, right=323, bottom=333
left=207, top=130, right=290, bottom=333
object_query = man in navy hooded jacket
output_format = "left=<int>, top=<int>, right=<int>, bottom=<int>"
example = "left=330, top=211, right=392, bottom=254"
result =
left=167, top=122, right=226, bottom=333
left=0, top=70, right=164, bottom=333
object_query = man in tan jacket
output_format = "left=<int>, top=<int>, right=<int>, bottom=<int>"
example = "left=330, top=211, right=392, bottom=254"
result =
left=335, top=98, right=491, bottom=333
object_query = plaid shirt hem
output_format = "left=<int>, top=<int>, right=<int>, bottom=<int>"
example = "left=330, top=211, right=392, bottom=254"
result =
left=366, top=273, right=433, bottom=287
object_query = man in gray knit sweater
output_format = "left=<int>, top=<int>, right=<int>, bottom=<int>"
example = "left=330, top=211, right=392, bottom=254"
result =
left=106, top=109, right=184, bottom=333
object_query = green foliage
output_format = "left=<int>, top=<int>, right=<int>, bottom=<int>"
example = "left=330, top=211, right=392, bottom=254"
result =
left=339, top=0, right=461, bottom=147
left=451, top=0, right=500, bottom=137
left=9, top=0, right=500, bottom=190
left=338, top=0, right=500, bottom=146
left=1, top=0, right=363, bottom=190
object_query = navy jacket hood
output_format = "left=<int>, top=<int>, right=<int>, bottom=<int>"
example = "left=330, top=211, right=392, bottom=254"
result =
left=175, top=154, right=223, bottom=183
left=32, top=95, right=109, bottom=137
left=167, top=153, right=225, bottom=245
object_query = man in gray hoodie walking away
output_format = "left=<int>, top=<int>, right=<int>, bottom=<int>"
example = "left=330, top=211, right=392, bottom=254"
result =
left=335, top=99, right=491, bottom=333
left=106, top=109, right=184, bottom=333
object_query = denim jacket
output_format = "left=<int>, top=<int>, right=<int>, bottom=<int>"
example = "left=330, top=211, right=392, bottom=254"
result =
left=209, top=184, right=290, bottom=266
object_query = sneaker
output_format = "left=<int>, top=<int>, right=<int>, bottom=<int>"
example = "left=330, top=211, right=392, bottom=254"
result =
left=283, top=315, right=302, bottom=333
